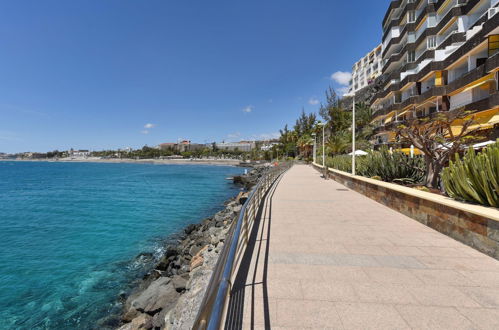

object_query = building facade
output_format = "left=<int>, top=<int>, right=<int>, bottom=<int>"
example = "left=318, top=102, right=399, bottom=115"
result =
left=215, top=141, right=256, bottom=152
left=371, top=0, right=499, bottom=147
left=349, top=44, right=383, bottom=93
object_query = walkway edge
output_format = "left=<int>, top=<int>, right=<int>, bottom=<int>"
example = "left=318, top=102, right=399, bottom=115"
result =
left=312, top=163, right=499, bottom=259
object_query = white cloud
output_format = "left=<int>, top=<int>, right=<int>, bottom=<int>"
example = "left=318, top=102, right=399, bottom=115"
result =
left=141, top=130, right=149, bottom=134
left=242, top=105, right=254, bottom=113
left=308, top=97, right=320, bottom=105
left=337, top=86, right=350, bottom=95
left=144, top=123, right=156, bottom=129
left=227, top=132, right=241, bottom=139
left=331, top=71, right=352, bottom=86
left=252, top=132, right=280, bottom=140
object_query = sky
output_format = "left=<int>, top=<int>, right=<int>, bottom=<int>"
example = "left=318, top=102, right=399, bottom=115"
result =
left=0, top=0, right=388, bottom=153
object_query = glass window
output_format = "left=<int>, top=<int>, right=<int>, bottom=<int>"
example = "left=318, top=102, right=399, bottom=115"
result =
left=427, top=36, right=437, bottom=49
left=407, top=51, right=416, bottom=62
left=408, top=32, right=416, bottom=43
left=408, top=10, right=416, bottom=23
left=428, top=13, right=437, bottom=27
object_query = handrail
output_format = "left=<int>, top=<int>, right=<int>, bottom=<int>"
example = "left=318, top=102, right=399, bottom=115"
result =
left=192, top=163, right=291, bottom=330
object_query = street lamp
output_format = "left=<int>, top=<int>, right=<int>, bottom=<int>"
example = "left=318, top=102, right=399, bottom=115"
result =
left=343, top=91, right=356, bottom=175
left=317, top=122, right=326, bottom=172
left=311, top=132, right=317, bottom=164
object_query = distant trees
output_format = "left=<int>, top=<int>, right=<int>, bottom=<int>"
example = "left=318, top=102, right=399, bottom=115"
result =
left=276, top=86, right=376, bottom=161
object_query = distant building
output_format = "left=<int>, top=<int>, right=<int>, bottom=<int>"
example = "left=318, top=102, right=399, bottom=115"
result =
left=158, top=140, right=206, bottom=153
left=349, top=44, right=383, bottom=93
left=69, top=149, right=90, bottom=158
left=216, top=141, right=256, bottom=152
left=158, top=143, right=177, bottom=151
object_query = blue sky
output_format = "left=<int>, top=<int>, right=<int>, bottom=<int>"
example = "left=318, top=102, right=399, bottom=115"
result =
left=0, top=0, right=388, bottom=153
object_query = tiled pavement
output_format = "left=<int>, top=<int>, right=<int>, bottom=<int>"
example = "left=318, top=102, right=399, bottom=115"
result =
left=227, top=164, right=499, bottom=330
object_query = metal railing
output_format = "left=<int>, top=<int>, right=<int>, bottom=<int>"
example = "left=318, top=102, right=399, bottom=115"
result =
left=192, top=163, right=291, bottom=330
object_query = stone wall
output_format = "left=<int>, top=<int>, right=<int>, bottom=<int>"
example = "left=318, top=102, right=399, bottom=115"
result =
left=312, top=164, right=499, bottom=259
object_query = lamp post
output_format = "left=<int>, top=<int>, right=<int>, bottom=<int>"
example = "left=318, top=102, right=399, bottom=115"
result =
left=317, top=122, right=326, bottom=174
left=343, top=91, right=356, bottom=175
left=311, top=132, right=317, bottom=163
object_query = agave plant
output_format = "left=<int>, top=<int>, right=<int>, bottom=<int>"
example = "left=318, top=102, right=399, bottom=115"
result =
left=325, top=147, right=425, bottom=184
left=358, top=147, right=425, bottom=184
left=442, top=140, right=499, bottom=207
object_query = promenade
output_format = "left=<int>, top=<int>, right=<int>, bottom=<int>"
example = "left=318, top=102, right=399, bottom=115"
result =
left=225, top=164, right=499, bottom=329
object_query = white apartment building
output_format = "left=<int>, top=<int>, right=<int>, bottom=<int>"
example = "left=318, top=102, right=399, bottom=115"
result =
left=215, top=141, right=256, bottom=152
left=349, top=44, right=383, bottom=93
left=371, top=0, right=499, bottom=147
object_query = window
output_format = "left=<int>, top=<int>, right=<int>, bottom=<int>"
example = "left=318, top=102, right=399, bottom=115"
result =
left=408, top=10, right=416, bottom=23
left=408, top=32, right=416, bottom=43
left=407, top=51, right=416, bottom=62
left=428, top=13, right=437, bottom=27
left=427, top=36, right=437, bottom=49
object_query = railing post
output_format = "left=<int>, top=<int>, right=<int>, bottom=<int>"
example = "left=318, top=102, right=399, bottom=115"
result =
left=244, top=210, right=249, bottom=245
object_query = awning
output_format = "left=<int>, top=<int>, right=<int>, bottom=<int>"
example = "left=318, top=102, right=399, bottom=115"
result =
left=450, top=108, right=499, bottom=136
left=384, top=111, right=396, bottom=124
left=371, top=112, right=387, bottom=123
left=460, top=73, right=495, bottom=93
left=397, top=108, right=411, bottom=117
left=397, top=147, right=423, bottom=155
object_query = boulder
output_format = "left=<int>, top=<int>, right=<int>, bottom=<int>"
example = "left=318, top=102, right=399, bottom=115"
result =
left=118, top=313, right=153, bottom=330
left=184, top=223, right=199, bottom=235
left=190, top=255, right=204, bottom=271
left=129, top=277, right=179, bottom=315
left=189, top=245, right=202, bottom=257
left=172, top=275, right=188, bottom=293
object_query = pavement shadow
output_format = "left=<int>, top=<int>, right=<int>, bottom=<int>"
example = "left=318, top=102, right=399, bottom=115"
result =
left=223, top=174, right=282, bottom=330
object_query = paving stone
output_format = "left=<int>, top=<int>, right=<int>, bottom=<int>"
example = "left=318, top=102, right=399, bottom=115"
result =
left=230, top=165, right=499, bottom=330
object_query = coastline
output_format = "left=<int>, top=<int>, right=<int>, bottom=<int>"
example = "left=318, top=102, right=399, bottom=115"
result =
left=110, top=166, right=267, bottom=330
left=1, top=158, right=244, bottom=166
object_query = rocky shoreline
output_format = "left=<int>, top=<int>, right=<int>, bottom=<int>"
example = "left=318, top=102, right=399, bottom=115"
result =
left=115, top=165, right=269, bottom=330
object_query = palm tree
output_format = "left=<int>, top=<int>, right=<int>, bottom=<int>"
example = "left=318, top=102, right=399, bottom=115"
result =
left=297, top=135, right=314, bottom=159
left=326, top=132, right=350, bottom=156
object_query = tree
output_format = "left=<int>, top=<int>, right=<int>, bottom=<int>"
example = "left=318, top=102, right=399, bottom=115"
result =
left=296, top=134, right=314, bottom=159
left=319, top=87, right=351, bottom=135
left=326, top=132, right=350, bottom=155
left=294, top=109, right=317, bottom=137
left=396, top=110, right=480, bottom=188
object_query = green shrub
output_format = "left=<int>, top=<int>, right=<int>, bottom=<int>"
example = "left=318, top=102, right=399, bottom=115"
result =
left=325, top=147, right=425, bottom=184
left=442, top=140, right=499, bottom=207
left=358, top=147, right=425, bottom=184
left=325, top=155, right=355, bottom=173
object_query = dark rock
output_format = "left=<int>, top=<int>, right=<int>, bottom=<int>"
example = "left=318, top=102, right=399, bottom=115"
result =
left=184, top=224, right=199, bottom=235
left=152, top=308, right=168, bottom=329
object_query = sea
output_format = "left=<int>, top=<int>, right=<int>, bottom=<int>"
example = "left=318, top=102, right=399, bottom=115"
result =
left=0, top=161, right=244, bottom=329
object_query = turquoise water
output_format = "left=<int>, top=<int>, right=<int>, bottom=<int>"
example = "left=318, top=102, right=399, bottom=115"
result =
left=0, top=161, right=244, bottom=329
